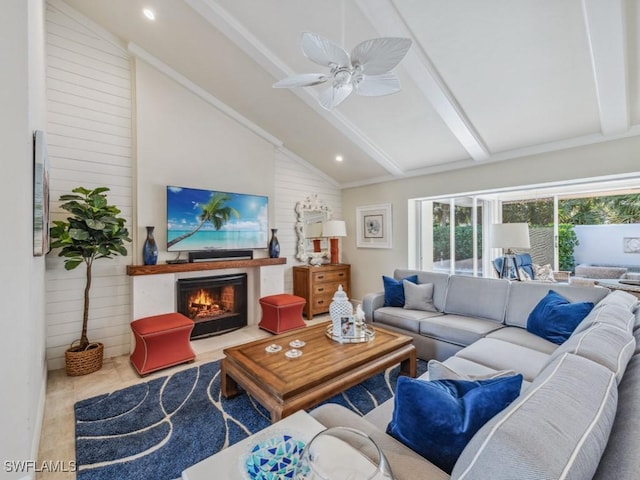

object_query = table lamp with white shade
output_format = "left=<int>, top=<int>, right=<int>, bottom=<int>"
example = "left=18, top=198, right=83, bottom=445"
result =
left=322, top=220, right=347, bottom=264
left=490, top=223, right=530, bottom=280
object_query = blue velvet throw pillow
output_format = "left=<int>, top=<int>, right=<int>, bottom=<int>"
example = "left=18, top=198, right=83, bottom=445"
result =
left=387, top=375, right=522, bottom=474
left=527, top=290, right=594, bottom=345
left=382, top=275, right=418, bottom=307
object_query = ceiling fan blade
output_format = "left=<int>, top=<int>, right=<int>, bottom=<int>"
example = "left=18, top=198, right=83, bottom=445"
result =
left=318, top=83, right=353, bottom=110
left=355, top=73, right=401, bottom=97
left=351, top=37, right=412, bottom=75
left=301, top=32, right=350, bottom=68
left=273, top=73, right=329, bottom=88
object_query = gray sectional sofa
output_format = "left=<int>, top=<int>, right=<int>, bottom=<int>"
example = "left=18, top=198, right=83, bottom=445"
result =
left=308, top=270, right=640, bottom=479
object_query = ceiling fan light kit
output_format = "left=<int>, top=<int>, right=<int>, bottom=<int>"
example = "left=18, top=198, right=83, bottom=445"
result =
left=273, top=32, right=412, bottom=110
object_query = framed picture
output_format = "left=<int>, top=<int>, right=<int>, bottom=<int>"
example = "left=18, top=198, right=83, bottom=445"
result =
left=341, top=315, right=356, bottom=337
left=356, top=203, right=392, bottom=248
left=33, top=130, right=50, bottom=256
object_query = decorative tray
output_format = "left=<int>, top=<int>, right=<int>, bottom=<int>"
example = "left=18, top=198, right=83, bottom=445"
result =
left=325, top=324, right=375, bottom=343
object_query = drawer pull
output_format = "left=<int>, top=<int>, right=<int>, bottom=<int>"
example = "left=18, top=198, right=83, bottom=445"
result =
left=318, top=287, right=324, bottom=292
left=318, top=300, right=324, bottom=304
left=338, top=273, right=345, bottom=277
left=317, top=275, right=325, bottom=280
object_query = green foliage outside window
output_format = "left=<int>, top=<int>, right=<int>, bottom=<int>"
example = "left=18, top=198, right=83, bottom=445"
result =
left=433, top=225, right=482, bottom=262
left=557, top=224, right=579, bottom=271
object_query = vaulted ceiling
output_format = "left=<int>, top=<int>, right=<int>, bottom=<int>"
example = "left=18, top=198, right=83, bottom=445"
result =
left=60, top=0, right=639, bottom=188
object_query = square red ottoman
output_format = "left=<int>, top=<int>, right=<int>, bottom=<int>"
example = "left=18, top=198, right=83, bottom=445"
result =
left=259, top=294, right=307, bottom=334
left=130, top=312, right=196, bottom=376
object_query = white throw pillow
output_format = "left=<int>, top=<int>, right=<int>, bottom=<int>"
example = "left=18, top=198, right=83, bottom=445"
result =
left=533, top=263, right=555, bottom=283
left=518, top=268, right=532, bottom=281
left=402, top=280, right=437, bottom=312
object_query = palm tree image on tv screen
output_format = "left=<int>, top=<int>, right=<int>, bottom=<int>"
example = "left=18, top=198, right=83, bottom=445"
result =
left=166, top=186, right=269, bottom=251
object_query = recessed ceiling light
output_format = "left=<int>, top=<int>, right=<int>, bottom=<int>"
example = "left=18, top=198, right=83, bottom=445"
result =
left=143, top=8, right=156, bottom=20
left=335, top=155, right=343, bottom=162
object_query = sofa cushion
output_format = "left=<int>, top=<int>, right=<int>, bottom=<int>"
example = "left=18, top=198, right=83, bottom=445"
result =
left=452, top=353, right=618, bottom=480
left=394, top=269, right=450, bottom=312
left=437, top=356, right=532, bottom=392
left=504, top=281, right=608, bottom=328
left=428, top=359, right=516, bottom=381
left=455, top=338, right=550, bottom=382
left=526, top=290, right=594, bottom=344
left=419, top=314, right=504, bottom=347
left=486, top=326, right=557, bottom=354
left=403, top=280, right=436, bottom=312
left=593, top=333, right=640, bottom=480
left=548, top=322, right=636, bottom=383
left=383, top=274, right=418, bottom=307
left=374, top=307, right=443, bottom=333
left=311, top=404, right=451, bottom=480
left=444, top=276, right=510, bottom=322
left=387, top=375, right=522, bottom=474
left=595, top=289, right=639, bottom=310
left=575, top=301, right=637, bottom=338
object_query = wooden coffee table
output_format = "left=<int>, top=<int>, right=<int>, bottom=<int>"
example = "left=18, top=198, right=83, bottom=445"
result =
left=221, top=321, right=416, bottom=422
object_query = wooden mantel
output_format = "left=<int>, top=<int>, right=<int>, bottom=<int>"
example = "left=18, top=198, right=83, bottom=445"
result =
left=127, top=257, right=286, bottom=276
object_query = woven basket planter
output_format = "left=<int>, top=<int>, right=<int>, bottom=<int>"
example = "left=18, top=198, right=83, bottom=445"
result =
left=65, top=341, right=104, bottom=376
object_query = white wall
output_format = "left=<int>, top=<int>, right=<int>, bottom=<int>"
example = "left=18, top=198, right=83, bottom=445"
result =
left=44, top=0, right=133, bottom=370
left=574, top=224, right=640, bottom=267
left=0, top=0, right=47, bottom=477
left=134, top=58, right=276, bottom=261
left=343, top=136, right=640, bottom=300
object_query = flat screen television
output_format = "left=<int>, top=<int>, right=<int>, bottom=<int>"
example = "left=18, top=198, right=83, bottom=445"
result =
left=166, top=185, right=268, bottom=252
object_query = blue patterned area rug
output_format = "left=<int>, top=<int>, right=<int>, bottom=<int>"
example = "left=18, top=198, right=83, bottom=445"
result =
left=74, top=359, right=427, bottom=480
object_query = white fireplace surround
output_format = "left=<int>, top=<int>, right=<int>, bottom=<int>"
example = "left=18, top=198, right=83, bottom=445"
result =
left=131, top=264, right=285, bottom=337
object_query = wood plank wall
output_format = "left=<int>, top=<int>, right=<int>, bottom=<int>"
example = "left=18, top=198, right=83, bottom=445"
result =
left=45, top=1, right=133, bottom=370
left=274, top=151, right=342, bottom=293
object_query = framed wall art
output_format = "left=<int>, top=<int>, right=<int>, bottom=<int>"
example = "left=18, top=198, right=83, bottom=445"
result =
left=624, top=237, right=640, bottom=254
left=33, top=130, right=50, bottom=256
left=356, top=203, right=392, bottom=248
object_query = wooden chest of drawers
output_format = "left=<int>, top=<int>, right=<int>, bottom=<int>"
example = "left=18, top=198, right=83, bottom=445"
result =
left=293, top=264, right=351, bottom=320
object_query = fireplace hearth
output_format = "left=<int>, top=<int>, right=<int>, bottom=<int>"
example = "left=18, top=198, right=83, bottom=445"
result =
left=177, top=274, right=247, bottom=339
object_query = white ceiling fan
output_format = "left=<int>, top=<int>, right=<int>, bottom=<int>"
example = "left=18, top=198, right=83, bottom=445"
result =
left=273, top=32, right=412, bottom=110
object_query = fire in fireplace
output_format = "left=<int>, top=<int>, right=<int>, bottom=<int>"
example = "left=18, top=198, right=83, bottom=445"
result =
left=176, top=274, right=247, bottom=339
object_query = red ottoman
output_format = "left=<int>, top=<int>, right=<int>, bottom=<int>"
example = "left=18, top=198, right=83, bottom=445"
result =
left=259, top=294, right=307, bottom=334
left=130, top=312, right=196, bottom=376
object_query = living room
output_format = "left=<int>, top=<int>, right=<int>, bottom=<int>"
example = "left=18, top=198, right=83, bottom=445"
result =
left=3, top=1, right=640, bottom=479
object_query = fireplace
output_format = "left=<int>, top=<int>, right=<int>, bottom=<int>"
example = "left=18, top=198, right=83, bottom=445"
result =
left=176, top=274, right=247, bottom=339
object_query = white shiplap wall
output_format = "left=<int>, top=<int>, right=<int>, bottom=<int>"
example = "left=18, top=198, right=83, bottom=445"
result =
left=45, top=0, right=133, bottom=370
left=274, top=150, right=342, bottom=292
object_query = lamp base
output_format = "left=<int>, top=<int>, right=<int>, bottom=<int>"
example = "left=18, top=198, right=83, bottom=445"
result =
left=329, top=238, right=340, bottom=264
left=499, top=253, right=522, bottom=281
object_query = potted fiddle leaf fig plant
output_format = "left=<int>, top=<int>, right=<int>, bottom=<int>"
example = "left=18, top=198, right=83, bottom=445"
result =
left=50, top=186, right=131, bottom=376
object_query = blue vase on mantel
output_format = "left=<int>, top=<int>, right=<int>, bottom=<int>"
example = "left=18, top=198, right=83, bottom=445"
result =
left=269, top=228, right=280, bottom=258
left=143, top=226, right=158, bottom=265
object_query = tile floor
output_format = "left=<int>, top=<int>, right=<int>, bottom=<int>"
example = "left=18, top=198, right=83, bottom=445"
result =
left=36, top=318, right=327, bottom=479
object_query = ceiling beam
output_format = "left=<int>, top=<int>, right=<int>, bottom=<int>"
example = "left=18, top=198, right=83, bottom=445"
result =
left=582, top=0, right=629, bottom=136
left=355, top=0, right=490, bottom=162
left=184, top=0, right=406, bottom=176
